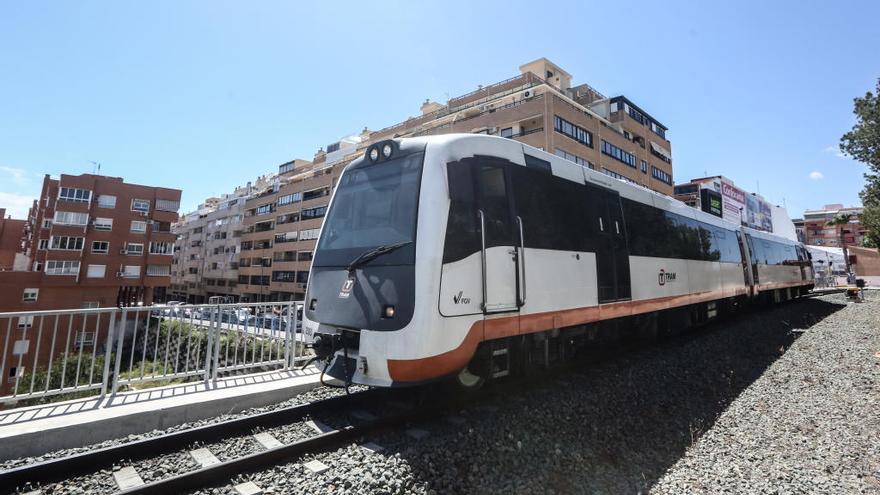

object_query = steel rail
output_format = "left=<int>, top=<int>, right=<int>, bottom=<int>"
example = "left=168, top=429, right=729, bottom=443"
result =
left=119, top=402, right=432, bottom=494
left=0, top=389, right=382, bottom=490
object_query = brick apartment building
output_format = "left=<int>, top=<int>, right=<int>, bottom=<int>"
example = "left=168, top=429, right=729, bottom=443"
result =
left=227, top=57, right=675, bottom=302
left=0, top=208, right=27, bottom=271
left=803, top=204, right=867, bottom=247
left=0, top=173, right=181, bottom=312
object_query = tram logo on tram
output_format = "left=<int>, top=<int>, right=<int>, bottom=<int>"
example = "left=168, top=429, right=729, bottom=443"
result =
left=658, top=269, right=677, bottom=286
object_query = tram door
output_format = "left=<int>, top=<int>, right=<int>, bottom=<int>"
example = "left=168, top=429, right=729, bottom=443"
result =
left=587, top=184, right=631, bottom=303
left=476, top=162, right=519, bottom=313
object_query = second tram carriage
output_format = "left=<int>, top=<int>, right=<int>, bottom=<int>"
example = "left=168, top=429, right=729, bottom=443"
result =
left=303, top=134, right=813, bottom=389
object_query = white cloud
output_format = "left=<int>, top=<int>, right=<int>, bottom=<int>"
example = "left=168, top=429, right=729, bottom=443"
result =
left=809, top=171, right=824, bottom=180
left=822, top=145, right=846, bottom=159
left=0, top=191, right=34, bottom=219
left=0, top=165, right=31, bottom=187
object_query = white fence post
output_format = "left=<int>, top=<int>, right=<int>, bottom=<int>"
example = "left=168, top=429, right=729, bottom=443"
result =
left=111, top=308, right=128, bottom=394
left=211, top=305, right=222, bottom=383
left=100, top=309, right=118, bottom=396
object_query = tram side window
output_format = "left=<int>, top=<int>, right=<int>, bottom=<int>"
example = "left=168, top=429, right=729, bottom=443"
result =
left=477, top=165, right=512, bottom=248
left=511, top=166, right=588, bottom=252
left=622, top=199, right=669, bottom=257
left=443, top=162, right=481, bottom=264
left=624, top=198, right=740, bottom=263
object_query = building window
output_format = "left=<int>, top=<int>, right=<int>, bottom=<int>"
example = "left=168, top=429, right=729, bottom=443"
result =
left=650, top=121, right=666, bottom=139
left=554, top=115, right=593, bottom=148
left=45, top=260, right=81, bottom=275
left=58, top=187, right=91, bottom=203
left=296, top=271, right=309, bottom=284
left=299, top=228, right=320, bottom=240
left=123, top=265, right=141, bottom=278
left=146, top=265, right=171, bottom=276
left=131, top=199, right=150, bottom=212
left=275, top=231, right=298, bottom=244
left=130, top=221, right=147, bottom=233
left=94, top=217, right=113, bottom=231
left=272, top=270, right=296, bottom=282
left=33, top=261, right=43, bottom=272
left=500, top=127, right=513, bottom=138
left=22, top=288, right=38, bottom=302
left=641, top=160, right=648, bottom=174
left=42, top=219, right=52, bottom=229
left=303, top=187, right=329, bottom=201
left=92, top=241, right=109, bottom=254
left=74, top=331, right=95, bottom=348
left=297, top=251, right=313, bottom=262
left=86, top=264, right=106, bottom=278
left=38, top=239, right=48, bottom=250
left=301, top=205, right=327, bottom=220
left=155, top=199, right=180, bottom=212
left=277, top=193, right=301, bottom=206
left=149, top=241, right=173, bottom=255
left=279, top=162, right=295, bottom=174
left=50, top=236, right=85, bottom=250
left=255, top=203, right=276, bottom=216
left=276, top=212, right=300, bottom=225
left=97, top=195, right=116, bottom=208
left=601, top=140, right=637, bottom=168
left=124, top=243, right=144, bottom=255
left=651, top=166, right=673, bottom=185
left=54, top=211, right=89, bottom=226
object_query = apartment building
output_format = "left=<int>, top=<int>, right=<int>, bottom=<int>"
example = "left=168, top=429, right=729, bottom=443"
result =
left=368, top=58, right=674, bottom=194
left=804, top=204, right=867, bottom=247
left=237, top=159, right=327, bottom=302
left=0, top=173, right=181, bottom=312
left=0, top=208, right=27, bottom=271
left=169, top=176, right=275, bottom=303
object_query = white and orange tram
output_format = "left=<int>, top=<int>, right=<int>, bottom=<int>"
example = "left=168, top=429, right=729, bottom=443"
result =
left=303, top=134, right=813, bottom=389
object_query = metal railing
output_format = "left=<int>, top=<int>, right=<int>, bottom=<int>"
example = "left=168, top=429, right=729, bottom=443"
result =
left=0, top=301, right=309, bottom=406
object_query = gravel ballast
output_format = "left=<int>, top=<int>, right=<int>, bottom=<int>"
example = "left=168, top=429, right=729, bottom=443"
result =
left=193, top=293, right=878, bottom=494
left=653, top=292, right=880, bottom=494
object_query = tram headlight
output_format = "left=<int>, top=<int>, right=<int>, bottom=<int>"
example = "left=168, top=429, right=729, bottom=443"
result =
left=382, top=305, right=395, bottom=319
left=382, top=143, right=393, bottom=158
left=369, top=147, right=380, bottom=161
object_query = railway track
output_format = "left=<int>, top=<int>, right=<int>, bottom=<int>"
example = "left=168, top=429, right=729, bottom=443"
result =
left=0, top=388, right=435, bottom=495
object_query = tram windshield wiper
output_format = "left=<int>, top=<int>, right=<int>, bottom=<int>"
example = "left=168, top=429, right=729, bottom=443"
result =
left=346, top=241, right=412, bottom=273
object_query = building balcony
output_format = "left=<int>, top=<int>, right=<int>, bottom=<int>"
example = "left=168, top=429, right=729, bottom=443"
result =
left=152, top=209, right=178, bottom=224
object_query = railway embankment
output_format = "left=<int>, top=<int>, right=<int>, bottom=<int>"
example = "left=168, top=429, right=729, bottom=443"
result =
left=4, top=292, right=877, bottom=494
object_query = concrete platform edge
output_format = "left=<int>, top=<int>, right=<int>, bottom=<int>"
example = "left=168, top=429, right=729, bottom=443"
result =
left=0, top=372, right=324, bottom=461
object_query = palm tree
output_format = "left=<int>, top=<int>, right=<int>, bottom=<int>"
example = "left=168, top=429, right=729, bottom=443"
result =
left=826, top=212, right=860, bottom=274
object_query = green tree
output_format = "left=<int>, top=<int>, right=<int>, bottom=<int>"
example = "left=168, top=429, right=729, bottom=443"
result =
left=826, top=212, right=858, bottom=272
left=840, top=78, right=880, bottom=249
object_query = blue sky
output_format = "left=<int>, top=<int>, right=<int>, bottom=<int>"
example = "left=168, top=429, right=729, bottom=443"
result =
left=1, top=1, right=878, bottom=219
